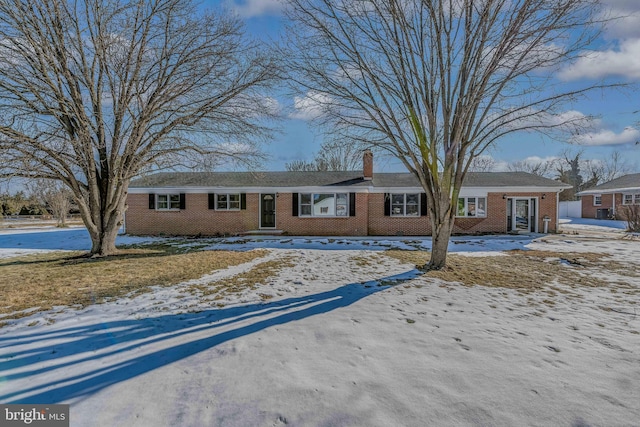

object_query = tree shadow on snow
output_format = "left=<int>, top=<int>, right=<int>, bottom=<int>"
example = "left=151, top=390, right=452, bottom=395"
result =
left=0, top=269, right=420, bottom=404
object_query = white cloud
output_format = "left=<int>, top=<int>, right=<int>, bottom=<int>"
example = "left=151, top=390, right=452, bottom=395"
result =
left=228, top=0, right=285, bottom=18
left=289, top=91, right=331, bottom=121
left=571, top=126, right=640, bottom=146
left=559, top=0, right=640, bottom=80
left=559, top=39, right=640, bottom=80
left=600, top=0, right=640, bottom=39
left=498, top=108, right=597, bottom=133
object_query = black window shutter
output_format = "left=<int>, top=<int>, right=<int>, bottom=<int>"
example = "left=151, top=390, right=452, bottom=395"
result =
left=208, top=193, right=215, bottom=210
left=179, top=193, right=186, bottom=210
left=349, top=193, right=356, bottom=216
left=384, top=193, right=390, bottom=216
left=241, top=193, right=247, bottom=210
left=292, top=193, right=299, bottom=216
left=149, top=194, right=155, bottom=209
left=421, top=193, right=428, bottom=216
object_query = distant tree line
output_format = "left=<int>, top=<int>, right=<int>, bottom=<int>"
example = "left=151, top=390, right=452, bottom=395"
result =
left=1, top=182, right=76, bottom=227
left=0, top=192, right=47, bottom=216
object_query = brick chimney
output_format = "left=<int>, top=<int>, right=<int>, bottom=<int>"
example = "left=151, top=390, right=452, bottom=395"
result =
left=363, top=149, right=373, bottom=180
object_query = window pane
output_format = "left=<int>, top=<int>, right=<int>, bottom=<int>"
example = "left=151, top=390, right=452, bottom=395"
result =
left=391, top=194, right=404, bottom=216
left=477, top=198, right=486, bottom=217
left=223, top=193, right=239, bottom=210
left=457, top=198, right=466, bottom=216
left=406, top=204, right=419, bottom=216
left=300, top=193, right=312, bottom=216
left=157, top=195, right=168, bottom=209
left=216, top=194, right=227, bottom=209
left=624, top=194, right=633, bottom=204
left=635, top=194, right=640, bottom=204
left=594, top=196, right=601, bottom=206
left=403, top=193, right=418, bottom=216
left=169, top=195, right=180, bottom=209
left=336, top=193, right=347, bottom=203
left=467, top=198, right=476, bottom=217
left=314, top=194, right=335, bottom=215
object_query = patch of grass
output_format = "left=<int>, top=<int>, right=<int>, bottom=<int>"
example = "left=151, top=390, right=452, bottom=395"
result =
left=385, top=249, right=636, bottom=293
left=350, top=253, right=385, bottom=268
left=191, top=256, right=296, bottom=300
left=0, top=246, right=267, bottom=320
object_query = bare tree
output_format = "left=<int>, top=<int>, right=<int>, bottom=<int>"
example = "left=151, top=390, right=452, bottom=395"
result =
left=583, top=151, right=634, bottom=184
left=286, top=140, right=366, bottom=171
left=507, top=159, right=556, bottom=177
left=556, top=151, right=584, bottom=200
left=468, top=156, right=497, bottom=172
left=286, top=0, right=609, bottom=269
left=31, top=180, right=74, bottom=227
left=0, top=0, right=278, bottom=255
left=620, top=205, right=640, bottom=232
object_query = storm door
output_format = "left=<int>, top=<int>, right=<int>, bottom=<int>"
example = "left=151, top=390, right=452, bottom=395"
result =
left=260, top=193, right=276, bottom=228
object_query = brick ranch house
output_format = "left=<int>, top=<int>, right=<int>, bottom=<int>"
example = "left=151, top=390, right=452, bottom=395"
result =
left=577, top=173, right=640, bottom=220
left=125, top=153, right=570, bottom=236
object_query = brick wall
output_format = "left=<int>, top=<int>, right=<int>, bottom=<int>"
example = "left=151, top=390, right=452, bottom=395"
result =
left=581, top=194, right=615, bottom=219
left=275, top=193, right=369, bottom=236
left=126, top=193, right=259, bottom=236
left=126, top=191, right=560, bottom=236
left=367, top=193, right=431, bottom=235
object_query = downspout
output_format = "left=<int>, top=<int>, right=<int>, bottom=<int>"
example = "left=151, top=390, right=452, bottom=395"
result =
left=556, top=190, right=563, bottom=233
left=611, top=192, right=616, bottom=218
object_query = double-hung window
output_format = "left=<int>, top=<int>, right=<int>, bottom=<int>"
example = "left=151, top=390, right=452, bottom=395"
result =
left=623, top=194, right=634, bottom=205
left=157, top=194, right=181, bottom=210
left=216, top=193, right=241, bottom=210
left=593, top=195, right=602, bottom=206
left=391, top=193, right=420, bottom=216
left=457, top=197, right=486, bottom=217
left=299, top=193, right=348, bottom=217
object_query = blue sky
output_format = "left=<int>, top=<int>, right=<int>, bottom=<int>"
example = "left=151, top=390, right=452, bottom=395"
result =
left=220, top=0, right=640, bottom=174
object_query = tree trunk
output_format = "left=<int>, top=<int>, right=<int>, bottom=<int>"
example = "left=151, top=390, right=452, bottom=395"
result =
left=90, top=223, right=120, bottom=256
left=79, top=185, right=128, bottom=257
left=427, top=215, right=454, bottom=270
left=423, top=188, right=456, bottom=270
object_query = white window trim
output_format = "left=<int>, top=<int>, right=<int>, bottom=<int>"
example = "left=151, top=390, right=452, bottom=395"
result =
left=299, top=192, right=349, bottom=217
left=156, top=194, right=181, bottom=211
left=593, top=194, right=602, bottom=206
left=390, top=193, right=420, bottom=217
left=215, top=193, right=242, bottom=211
left=621, top=193, right=639, bottom=205
left=456, top=196, right=487, bottom=218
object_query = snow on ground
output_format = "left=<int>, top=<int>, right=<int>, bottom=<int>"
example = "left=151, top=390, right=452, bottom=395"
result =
left=0, top=219, right=639, bottom=426
left=0, top=226, right=161, bottom=258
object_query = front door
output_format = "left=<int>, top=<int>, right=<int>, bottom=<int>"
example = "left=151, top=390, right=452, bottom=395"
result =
left=513, top=198, right=530, bottom=232
left=260, top=193, right=276, bottom=228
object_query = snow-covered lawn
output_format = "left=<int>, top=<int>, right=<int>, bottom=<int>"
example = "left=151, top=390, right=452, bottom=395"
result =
left=0, top=220, right=639, bottom=426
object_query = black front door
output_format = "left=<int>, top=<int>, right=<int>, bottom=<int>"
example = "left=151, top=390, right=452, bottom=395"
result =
left=261, top=194, right=276, bottom=228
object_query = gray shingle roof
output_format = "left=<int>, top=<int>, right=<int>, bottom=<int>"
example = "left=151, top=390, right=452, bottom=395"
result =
left=130, top=171, right=369, bottom=188
left=130, top=171, right=569, bottom=189
left=578, top=173, right=640, bottom=194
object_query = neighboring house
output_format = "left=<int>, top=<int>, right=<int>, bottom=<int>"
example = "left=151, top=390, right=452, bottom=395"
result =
left=125, top=152, right=570, bottom=236
left=577, top=173, right=640, bottom=220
